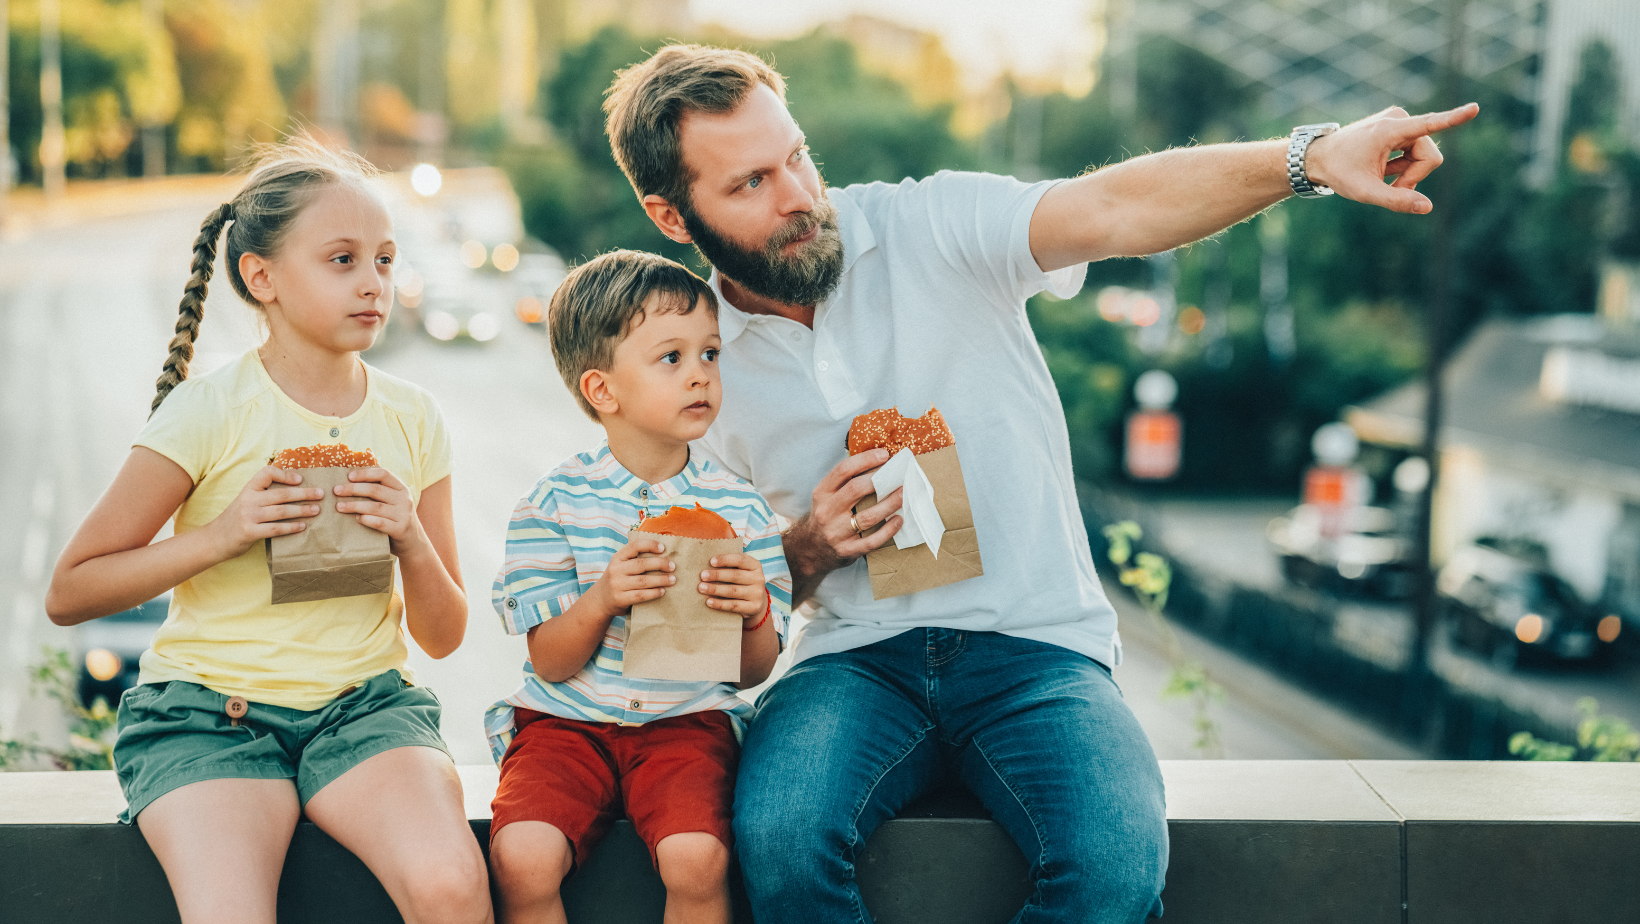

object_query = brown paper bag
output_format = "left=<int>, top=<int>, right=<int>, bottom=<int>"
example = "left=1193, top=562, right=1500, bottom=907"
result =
left=857, top=445, right=984, bottom=600
left=622, top=532, right=744, bottom=682
left=265, top=467, right=395, bottom=604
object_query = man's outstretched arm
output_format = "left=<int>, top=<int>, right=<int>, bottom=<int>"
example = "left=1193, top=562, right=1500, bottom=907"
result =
left=1029, top=103, right=1480, bottom=272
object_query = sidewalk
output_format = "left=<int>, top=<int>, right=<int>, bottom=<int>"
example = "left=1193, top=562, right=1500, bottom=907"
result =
left=1, top=175, right=242, bottom=241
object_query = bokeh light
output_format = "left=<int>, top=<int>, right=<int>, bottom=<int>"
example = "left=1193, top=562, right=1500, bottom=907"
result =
left=492, top=243, right=520, bottom=272
left=425, top=310, right=460, bottom=341
left=1515, top=614, right=1544, bottom=645
left=1097, top=287, right=1129, bottom=323
left=516, top=296, right=544, bottom=324
left=1178, top=305, right=1206, bottom=335
left=460, top=240, right=487, bottom=269
left=468, top=312, right=501, bottom=342
left=396, top=270, right=424, bottom=298
left=1129, top=296, right=1161, bottom=328
left=410, top=163, right=443, bottom=196
left=85, top=648, right=122, bottom=682
left=1599, top=615, right=1623, bottom=643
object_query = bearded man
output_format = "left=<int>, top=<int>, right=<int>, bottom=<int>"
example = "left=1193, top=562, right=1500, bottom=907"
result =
left=602, top=44, right=1475, bottom=924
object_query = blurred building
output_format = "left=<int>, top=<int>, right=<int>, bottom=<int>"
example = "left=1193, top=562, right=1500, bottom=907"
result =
left=1103, top=0, right=1640, bottom=179
left=1528, top=0, right=1640, bottom=182
left=1347, top=312, right=1640, bottom=630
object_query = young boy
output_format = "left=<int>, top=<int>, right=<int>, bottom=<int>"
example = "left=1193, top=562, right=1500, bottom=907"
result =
left=484, top=250, right=790, bottom=924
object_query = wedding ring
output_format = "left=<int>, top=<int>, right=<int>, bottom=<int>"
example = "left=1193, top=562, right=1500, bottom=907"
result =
left=850, top=514, right=864, bottom=537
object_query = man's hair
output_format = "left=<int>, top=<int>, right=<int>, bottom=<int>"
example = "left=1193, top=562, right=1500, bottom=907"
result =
left=548, top=250, right=718, bottom=420
left=604, top=44, right=786, bottom=209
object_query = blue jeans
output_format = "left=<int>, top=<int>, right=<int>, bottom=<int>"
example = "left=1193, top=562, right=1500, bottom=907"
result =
left=734, top=628, right=1168, bottom=924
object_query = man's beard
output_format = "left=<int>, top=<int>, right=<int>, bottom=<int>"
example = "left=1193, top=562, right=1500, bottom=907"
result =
left=681, top=193, right=844, bottom=307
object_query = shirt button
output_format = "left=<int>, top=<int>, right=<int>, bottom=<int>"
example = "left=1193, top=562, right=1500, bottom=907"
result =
left=818, top=360, right=829, bottom=371
left=505, top=597, right=518, bottom=609
left=641, top=488, right=649, bottom=498
left=328, top=426, right=340, bottom=438
left=790, top=331, right=800, bottom=341
left=629, top=699, right=642, bottom=710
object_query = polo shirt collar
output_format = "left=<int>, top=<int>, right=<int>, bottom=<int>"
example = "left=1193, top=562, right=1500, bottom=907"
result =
left=710, top=186, right=876, bottom=346
left=594, top=441, right=702, bottom=502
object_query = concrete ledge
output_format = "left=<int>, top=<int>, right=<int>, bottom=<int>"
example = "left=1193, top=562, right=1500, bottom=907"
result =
left=3, top=761, right=1638, bottom=923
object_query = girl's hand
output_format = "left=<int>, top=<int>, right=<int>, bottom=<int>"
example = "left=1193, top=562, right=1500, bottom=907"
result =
left=208, top=465, right=324, bottom=561
left=334, top=467, right=425, bottom=556
left=700, top=553, right=768, bottom=621
left=589, top=537, right=677, bottom=618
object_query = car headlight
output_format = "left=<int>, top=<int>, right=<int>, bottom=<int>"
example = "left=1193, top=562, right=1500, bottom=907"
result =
left=1515, top=613, right=1546, bottom=644
left=85, top=649, right=123, bottom=682
left=467, top=312, right=501, bottom=342
left=1598, top=615, right=1622, bottom=643
left=425, top=310, right=460, bottom=341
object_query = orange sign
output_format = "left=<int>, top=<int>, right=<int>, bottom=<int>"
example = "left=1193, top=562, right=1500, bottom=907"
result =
left=1303, top=465, right=1369, bottom=537
left=1304, top=466, right=1349, bottom=506
left=1125, top=410, right=1182, bottom=480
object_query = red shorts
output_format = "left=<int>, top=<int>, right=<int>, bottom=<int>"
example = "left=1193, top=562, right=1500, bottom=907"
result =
left=490, top=708, right=738, bottom=867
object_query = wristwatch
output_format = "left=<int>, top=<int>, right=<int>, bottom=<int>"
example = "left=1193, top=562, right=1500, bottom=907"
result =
left=1287, top=123, right=1339, bottom=198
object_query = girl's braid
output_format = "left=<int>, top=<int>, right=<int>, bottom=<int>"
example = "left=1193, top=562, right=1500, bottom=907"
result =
left=151, top=202, right=235, bottom=414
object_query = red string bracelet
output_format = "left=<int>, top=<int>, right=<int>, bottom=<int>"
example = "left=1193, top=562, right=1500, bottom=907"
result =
left=744, top=589, right=772, bottom=632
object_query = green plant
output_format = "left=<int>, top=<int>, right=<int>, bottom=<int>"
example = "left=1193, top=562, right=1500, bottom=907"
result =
left=0, top=647, right=118, bottom=771
left=1509, top=698, right=1640, bottom=763
left=1103, top=521, right=1224, bottom=757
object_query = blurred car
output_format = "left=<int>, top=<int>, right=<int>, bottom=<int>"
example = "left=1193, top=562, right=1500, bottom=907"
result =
left=418, top=280, right=506, bottom=344
left=1266, top=504, right=1415, bottom=598
left=76, top=594, right=167, bottom=708
left=511, top=251, right=567, bottom=329
left=1437, top=539, right=1620, bottom=665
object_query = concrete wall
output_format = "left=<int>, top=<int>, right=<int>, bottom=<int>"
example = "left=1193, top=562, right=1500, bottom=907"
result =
left=4, top=761, right=1639, bottom=924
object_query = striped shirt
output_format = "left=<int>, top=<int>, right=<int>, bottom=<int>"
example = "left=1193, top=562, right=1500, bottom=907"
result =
left=483, top=442, right=791, bottom=764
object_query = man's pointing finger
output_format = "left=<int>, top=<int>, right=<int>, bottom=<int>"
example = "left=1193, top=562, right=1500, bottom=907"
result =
left=1404, top=102, right=1480, bottom=140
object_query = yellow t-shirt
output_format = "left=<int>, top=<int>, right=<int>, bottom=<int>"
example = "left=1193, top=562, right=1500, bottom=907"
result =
left=133, top=351, right=454, bottom=709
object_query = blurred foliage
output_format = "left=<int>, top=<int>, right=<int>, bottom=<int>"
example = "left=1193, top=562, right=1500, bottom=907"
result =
left=1509, top=698, right=1640, bottom=762
left=500, top=23, right=977, bottom=266
left=1104, top=521, right=1224, bottom=756
left=7, top=0, right=180, bottom=179
left=0, top=648, right=117, bottom=772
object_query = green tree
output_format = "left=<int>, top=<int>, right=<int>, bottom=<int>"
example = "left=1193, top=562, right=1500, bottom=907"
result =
left=763, top=33, right=975, bottom=188
left=6, top=0, right=180, bottom=181
left=506, top=25, right=978, bottom=267
left=514, top=24, right=693, bottom=265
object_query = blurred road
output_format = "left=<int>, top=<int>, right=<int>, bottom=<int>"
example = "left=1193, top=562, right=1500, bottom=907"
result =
left=1, top=184, right=1415, bottom=770
left=1150, top=499, right=1640, bottom=736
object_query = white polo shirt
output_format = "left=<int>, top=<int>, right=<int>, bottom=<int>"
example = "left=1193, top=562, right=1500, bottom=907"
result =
left=695, top=170, right=1122, bottom=668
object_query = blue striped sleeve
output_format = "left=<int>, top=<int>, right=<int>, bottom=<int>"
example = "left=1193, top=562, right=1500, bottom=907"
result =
left=492, top=483, right=582, bottom=635
left=742, top=495, right=793, bottom=646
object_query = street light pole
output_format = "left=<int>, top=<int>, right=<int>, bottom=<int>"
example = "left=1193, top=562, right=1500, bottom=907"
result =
left=1, top=0, right=10, bottom=227
left=141, top=0, right=163, bottom=179
left=39, top=0, right=65, bottom=202
left=1403, top=0, right=1467, bottom=739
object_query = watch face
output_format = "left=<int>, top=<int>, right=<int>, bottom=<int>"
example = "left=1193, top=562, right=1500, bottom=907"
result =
left=1295, top=122, right=1341, bottom=135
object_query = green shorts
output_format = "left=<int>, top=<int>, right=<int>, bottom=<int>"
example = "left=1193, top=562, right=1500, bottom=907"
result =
left=112, top=669, right=449, bottom=824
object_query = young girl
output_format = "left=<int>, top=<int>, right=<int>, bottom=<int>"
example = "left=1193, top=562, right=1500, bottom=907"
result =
left=45, top=142, right=491, bottom=924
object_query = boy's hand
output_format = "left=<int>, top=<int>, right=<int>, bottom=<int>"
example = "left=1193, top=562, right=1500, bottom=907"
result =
left=590, top=537, right=677, bottom=618
left=335, top=467, right=425, bottom=557
left=209, top=465, right=323, bottom=561
left=700, top=553, right=768, bottom=621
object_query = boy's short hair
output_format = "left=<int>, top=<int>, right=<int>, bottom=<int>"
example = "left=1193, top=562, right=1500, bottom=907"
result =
left=604, top=44, right=786, bottom=210
left=549, top=250, right=719, bottom=420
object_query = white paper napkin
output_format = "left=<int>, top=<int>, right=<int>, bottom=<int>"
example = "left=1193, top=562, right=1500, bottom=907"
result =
left=871, top=448, right=946, bottom=558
